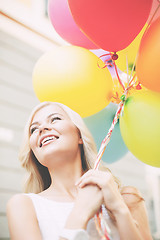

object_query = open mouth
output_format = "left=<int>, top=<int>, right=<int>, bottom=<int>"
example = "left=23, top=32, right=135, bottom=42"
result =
left=40, top=135, right=59, bottom=148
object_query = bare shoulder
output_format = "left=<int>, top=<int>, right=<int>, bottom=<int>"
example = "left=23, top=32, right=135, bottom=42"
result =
left=7, top=194, right=42, bottom=240
left=7, top=193, right=34, bottom=212
left=7, top=193, right=31, bottom=204
left=7, top=193, right=37, bottom=223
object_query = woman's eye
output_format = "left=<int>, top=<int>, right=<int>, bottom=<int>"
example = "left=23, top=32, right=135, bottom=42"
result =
left=51, top=116, right=61, bottom=123
left=30, top=127, right=38, bottom=135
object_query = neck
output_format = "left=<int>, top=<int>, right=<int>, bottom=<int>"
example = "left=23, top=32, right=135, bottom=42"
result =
left=47, top=156, right=84, bottom=200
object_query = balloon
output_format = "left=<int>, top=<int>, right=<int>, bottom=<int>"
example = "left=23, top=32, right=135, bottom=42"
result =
left=84, top=103, right=128, bottom=163
left=68, top=0, right=153, bottom=52
left=116, top=24, right=148, bottom=74
left=120, top=90, right=160, bottom=167
left=147, top=0, right=160, bottom=23
left=32, top=46, right=113, bottom=117
left=48, top=0, right=97, bottom=49
left=136, top=17, right=160, bottom=92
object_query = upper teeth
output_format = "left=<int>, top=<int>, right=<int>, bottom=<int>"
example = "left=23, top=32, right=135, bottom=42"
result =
left=41, top=136, right=57, bottom=147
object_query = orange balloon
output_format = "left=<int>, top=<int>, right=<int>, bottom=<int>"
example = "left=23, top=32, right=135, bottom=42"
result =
left=136, top=17, right=160, bottom=92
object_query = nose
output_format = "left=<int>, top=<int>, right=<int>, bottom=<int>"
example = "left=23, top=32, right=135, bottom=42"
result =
left=39, top=123, right=52, bottom=134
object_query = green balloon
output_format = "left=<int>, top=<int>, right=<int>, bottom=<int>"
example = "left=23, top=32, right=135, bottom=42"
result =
left=120, top=90, right=160, bottom=167
left=84, top=103, right=128, bottom=164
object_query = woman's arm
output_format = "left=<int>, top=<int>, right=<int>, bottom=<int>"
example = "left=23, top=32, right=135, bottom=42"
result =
left=121, top=186, right=153, bottom=240
left=76, top=170, right=153, bottom=240
left=65, top=185, right=103, bottom=228
left=59, top=184, right=103, bottom=240
left=7, top=194, right=42, bottom=240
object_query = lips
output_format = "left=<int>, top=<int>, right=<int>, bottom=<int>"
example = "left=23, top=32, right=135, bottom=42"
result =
left=39, top=134, right=59, bottom=148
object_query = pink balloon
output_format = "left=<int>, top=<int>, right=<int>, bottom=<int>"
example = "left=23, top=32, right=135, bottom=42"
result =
left=48, top=0, right=98, bottom=49
left=147, top=0, right=160, bottom=23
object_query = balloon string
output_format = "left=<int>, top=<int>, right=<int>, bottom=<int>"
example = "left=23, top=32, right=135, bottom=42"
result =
left=95, top=55, right=132, bottom=171
left=144, top=2, right=160, bottom=36
left=98, top=53, right=113, bottom=69
left=98, top=52, right=125, bottom=91
left=94, top=100, right=124, bottom=170
left=112, top=58, right=125, bottom=91
left=93, top=99, right=125, bottom=240
left=127, top=72, right=136, bottom=88
left=100, top=53, right=113, bottom=58
left=94, top=208, right=112, bottom=240
left=94, top=56, right=133, bottom=239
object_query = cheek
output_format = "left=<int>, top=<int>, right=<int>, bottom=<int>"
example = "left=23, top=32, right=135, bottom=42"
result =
left=29, top=135, right=37, bottom=152
left=29, top=136, right=41, bottom=162
left=67, top=126, right=81, bottom=143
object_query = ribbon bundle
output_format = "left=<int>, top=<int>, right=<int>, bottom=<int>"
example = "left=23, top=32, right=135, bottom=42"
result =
left=94, top=52, right=140, bottom=239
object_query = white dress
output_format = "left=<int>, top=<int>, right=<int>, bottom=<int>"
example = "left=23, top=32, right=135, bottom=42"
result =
left=24, top=193, right=120, bottom=240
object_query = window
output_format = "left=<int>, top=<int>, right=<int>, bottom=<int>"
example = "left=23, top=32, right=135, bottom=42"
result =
left=44, top=0, right=49, bottom=17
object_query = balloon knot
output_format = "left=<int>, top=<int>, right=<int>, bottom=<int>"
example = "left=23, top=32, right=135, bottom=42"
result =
left=135, top=82, right=142, bottom=90
left=112, top=52, right=118, bottom=60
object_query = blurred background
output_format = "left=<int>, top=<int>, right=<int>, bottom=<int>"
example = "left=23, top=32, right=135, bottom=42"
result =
left=0, top=0, right=160, bottom=239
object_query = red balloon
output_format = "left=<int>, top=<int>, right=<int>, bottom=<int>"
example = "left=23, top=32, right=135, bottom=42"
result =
left=48, top=0, right=97, bottom=49
left=68, top=0, right=153, bottom=52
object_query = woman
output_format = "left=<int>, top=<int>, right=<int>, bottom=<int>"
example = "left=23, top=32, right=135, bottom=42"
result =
left=7, top=102, right=152, bottom=240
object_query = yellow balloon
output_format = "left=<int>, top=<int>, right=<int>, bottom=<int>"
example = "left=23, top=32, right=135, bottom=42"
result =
left=32, top=46, right=113, bottom=117
left=116, top=24, right=148, bottom=74
left=120, top=89, right=160, bottom=167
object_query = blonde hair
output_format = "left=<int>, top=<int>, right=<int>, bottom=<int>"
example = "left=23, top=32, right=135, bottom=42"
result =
left=19, top=101, right=117, bottom=193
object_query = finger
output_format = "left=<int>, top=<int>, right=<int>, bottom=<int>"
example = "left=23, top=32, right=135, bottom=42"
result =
left=75, top=169, right=95, bottom=186
left=75, top=170, right=113, bottom=187
left=78, top=175, right=104, bottom=188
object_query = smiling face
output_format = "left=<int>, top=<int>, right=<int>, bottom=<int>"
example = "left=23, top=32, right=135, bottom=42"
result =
left=29, top=104, right=83, bottom=169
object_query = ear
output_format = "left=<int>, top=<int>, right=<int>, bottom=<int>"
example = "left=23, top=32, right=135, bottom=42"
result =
left=78, top=137, right=83, bottom=144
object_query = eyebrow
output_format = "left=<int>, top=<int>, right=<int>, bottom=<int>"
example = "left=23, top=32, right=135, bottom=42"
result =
left=29, top=113, right=63, bottom=128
